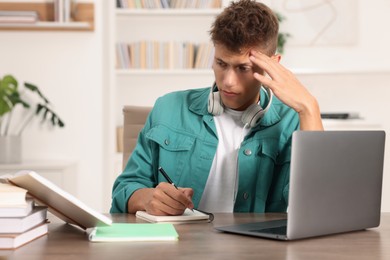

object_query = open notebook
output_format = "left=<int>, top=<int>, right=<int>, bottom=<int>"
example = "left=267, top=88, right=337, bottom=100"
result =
left=136, top=208, right=213, bottom=224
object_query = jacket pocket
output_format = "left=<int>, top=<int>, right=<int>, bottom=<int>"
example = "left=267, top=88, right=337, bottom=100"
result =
left=145, top=125, right=195, bottom=184
left=257, top=139, right=279, bottom=163
left=146, top=125, right=195, bottom=152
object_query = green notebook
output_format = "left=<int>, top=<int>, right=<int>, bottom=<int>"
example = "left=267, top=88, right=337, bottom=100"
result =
left=88, top=223, right=178, bottom=242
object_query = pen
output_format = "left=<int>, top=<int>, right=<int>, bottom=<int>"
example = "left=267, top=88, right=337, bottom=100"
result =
left=158, top=166, right=178, bottom=189
left=158, top=166, right=195, bottom=212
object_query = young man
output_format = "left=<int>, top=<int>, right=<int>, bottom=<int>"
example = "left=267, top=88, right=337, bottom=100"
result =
left=110, top=0, right=323, bottom=215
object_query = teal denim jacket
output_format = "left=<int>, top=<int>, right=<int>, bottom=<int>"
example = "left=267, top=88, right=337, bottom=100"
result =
left=110, top=87, right=299, bottom=213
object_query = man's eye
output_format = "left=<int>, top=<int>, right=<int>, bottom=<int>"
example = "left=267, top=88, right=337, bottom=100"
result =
left=238, top=66, right=251, bottom=72
left=217, top=61, right=226, bottom=68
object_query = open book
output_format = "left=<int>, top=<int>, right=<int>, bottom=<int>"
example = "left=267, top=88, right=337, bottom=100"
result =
left=7, top=170, right=112, bottom=230
left=136, top=208, right=213, bottom=224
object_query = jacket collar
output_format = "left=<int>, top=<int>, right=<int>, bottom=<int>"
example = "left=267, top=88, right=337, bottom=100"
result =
left=189, top=87, right=281, bottom=127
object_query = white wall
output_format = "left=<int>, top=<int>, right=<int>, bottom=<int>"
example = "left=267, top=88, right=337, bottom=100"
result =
left=0, top=0, right=104, bottom=211
left=1, top=0, right=390, bottom=212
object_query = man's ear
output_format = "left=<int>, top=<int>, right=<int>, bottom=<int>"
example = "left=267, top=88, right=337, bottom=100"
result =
left=272, top=54, right=282, bottom=63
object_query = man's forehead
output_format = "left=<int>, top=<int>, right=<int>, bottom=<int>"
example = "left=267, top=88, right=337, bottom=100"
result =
left=215, top=44, right=267, bottom=57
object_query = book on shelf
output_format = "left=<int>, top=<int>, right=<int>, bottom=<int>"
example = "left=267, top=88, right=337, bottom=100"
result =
left=0, top=199, right=34, bottom=218
left=0, top=206, right=48, bottom=234
left=0, top=223, right=48, bottom=250
left=136, top=208, right=213, bottom=224
left=0, top=11, right=39, bottom=24
left=54, top=0, right=72, bottom=22
left=88, top=223, right=178, bottom=242
left=116, top=41, right=213, bottom=70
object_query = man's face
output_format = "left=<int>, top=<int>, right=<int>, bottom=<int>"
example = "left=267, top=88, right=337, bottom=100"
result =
left=212, top=44, right=264, bottom=111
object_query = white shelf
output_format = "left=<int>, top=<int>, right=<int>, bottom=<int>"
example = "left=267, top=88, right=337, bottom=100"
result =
left=0, top=21, right=91, bottom=30
left=116, top=69, right=213, bottom=76
left=116, top=8, right=221, bottom=16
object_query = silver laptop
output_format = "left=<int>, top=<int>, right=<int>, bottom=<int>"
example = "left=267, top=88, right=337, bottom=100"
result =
left=215, top=131, right=386, bottom=240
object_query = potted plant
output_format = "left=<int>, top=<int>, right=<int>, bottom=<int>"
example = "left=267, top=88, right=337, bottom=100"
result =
left=0, top=74, right=65, bottom=164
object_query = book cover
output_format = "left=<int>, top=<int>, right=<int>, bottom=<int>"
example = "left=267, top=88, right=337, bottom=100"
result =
left=8, top=171, right=112, bottom=230
left=0, top=206, right=47, bottom=233
left=88, top=223, right=178, bottom=242
left=0, top=223, right=48, bottom=250
left=136, top=208, right=212, bottom=224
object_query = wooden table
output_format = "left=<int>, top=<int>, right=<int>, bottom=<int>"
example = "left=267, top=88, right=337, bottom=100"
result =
left=2, top=213, right=390, bottom=260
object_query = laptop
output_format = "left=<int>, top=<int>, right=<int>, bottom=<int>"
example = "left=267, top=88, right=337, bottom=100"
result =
left=215, top=130, right=386, bottom=240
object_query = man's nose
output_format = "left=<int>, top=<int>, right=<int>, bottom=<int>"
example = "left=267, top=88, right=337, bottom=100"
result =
left=222, top=68, right=238, bottom=88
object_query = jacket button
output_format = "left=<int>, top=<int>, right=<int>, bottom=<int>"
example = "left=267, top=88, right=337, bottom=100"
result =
left=164, top=139, right=170, bottom=145
left=244, top=149, right=252, bottom=156
left=243, top=192, right=249, bottom=200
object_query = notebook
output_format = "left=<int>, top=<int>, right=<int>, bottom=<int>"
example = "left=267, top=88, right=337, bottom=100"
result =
left=215, top=130, right=386, bottom=240
left=136, top=208, right=213, bottom=224
left=88, top=223, right=178, bottom=242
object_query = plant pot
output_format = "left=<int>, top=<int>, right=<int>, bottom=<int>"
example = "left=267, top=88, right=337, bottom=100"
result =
left=0, top=136, right=22, bottom=164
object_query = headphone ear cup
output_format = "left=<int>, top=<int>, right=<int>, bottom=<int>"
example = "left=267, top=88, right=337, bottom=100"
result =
left=241, top=104, right=266, bottom=128
left=208, top=91, right=224, bottom=116
left=241, top=87, right=273, bottom=127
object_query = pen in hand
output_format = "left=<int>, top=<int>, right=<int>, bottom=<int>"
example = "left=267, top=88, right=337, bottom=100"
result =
left=158, top=166, right=194, bottom=211
left=158, top=166, right=178, bottom=189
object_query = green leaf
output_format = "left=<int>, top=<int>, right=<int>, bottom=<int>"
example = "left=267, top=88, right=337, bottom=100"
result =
left=0, top=75, right=19, bottom=117
left=35, top=103, right=65, bottom=128
left=24, top=82, right=50, bottom=104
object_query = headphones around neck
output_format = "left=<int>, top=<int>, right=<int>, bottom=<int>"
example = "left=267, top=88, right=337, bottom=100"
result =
left=207, top=82, right=273, bottom=128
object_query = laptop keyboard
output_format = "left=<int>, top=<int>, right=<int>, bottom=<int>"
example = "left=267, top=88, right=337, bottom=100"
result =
left=250, top=225, right=287, bottom=235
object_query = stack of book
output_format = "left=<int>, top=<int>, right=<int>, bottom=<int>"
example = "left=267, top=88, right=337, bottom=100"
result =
left=0, top=183, right=48, bottom=250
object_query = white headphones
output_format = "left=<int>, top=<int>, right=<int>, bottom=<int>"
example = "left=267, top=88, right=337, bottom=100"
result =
left=207, top=82, right=273, bottom=128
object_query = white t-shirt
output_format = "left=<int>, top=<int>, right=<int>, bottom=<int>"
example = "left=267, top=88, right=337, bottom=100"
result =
left=198, top=108, right=250, bottom=212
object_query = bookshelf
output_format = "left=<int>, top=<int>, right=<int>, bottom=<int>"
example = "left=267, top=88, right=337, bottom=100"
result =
left=104, top=1, right=227, bottom=198
left=0, top=2, right=94, bottom=31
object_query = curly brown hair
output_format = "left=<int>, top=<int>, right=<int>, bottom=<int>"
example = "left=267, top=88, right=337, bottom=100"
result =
left=209, top=0, right=279, bottom=55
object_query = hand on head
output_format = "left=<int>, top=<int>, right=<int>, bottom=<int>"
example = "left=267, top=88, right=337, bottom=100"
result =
left=249, top=50, right=323, bottom=130
left=249, top=51, right=316, bottom=113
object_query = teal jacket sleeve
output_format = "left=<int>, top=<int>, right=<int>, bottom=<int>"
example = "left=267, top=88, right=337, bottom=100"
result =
left=110, top=108, right=157, bottom=213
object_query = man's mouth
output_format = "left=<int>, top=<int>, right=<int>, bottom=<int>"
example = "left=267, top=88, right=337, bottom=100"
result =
left=221, top=90, right=238, bottom=97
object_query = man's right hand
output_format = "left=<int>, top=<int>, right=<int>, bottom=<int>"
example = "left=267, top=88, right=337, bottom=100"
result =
left=127, top=183, right=194, bottom=215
